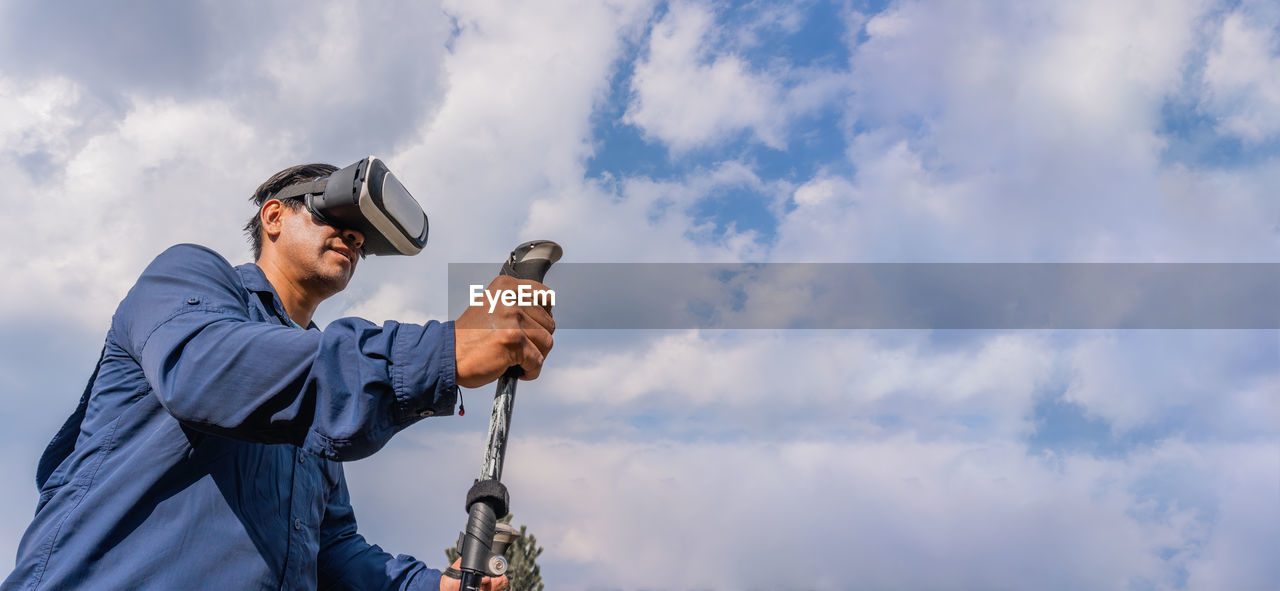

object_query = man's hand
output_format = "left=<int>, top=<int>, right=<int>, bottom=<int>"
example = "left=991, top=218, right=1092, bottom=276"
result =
left=440, top=558, right=508, bottom=591
left=454, top=275, right=555, bottom=389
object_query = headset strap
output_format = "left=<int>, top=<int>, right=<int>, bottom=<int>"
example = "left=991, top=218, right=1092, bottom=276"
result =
left=271, top=179, right=328, bottom=200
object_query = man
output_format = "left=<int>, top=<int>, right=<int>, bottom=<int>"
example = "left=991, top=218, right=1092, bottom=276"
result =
left=3, top=163, right=553, bottom=590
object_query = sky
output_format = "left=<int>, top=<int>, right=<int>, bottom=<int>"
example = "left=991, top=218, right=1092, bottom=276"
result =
left=0, top=0, right=1277, bottom=589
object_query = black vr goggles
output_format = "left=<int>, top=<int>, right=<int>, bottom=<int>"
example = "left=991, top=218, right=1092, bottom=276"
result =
left=272, top=156, right=429, bottom=256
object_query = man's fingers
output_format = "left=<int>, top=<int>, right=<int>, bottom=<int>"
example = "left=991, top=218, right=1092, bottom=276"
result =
left=517, top=343, right=544, bottom=381
left=515, top=316, right=552, bottom=380
left=521, top=313, right=554, bottom=356
left=519, top=299, right=555, bottom=333
left=454, top=275, right=557, bottom=388
left=438, top=558, right=506, bottom=591
left=440, top=559, right=461, bottom=591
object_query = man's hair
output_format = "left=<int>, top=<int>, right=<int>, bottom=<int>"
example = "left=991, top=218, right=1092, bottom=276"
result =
left=244, top=163, right=338, bottom=260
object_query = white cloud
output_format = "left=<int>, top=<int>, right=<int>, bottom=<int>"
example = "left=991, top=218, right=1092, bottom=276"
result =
left=772, top=138, right=981, bottom=262
left=1065, top=331, right=1279, bottom=437
left=1184, top=441, right=1280, bottom=588
left=528, top=328, right=1275, bottom=475
left=1153, top=161, right=1280, bottom=261
left=623, top=0, right=847, bottom=153
left=538, top=331, right=1056, bottom=442
left=850, top=0, right=1206, bottom=150
left=769, top=0, right=1280, bottom=263
left=624, top=1, right=786, bottom=151
left=524, top=161, right=780, bottom=262
left=392, top=0, right=658, bottom=262
left=335, top=283, right=441, bottom=326
left=0, top=79, right=293, bottom=328
left=791, top=175, right=854, bottom=207
left=1202, top=7, right=1280, bottom=143
left=0, top=76, right=83, bottom=160
left=350, top=430, right=1278, bottom=590
left=257, top=3, right=368, bottom=105
left=242, top=0, right=452, bottom=155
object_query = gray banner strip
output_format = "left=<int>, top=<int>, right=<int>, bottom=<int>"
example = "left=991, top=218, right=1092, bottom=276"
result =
left=448, top=263, right=1279, bottom=329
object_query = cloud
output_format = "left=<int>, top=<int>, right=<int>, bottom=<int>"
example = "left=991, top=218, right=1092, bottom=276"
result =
left=0, top=76, right=87, bottom=166
left=624, top=1, right=787, bottom=151
left=523, top=160, right=782, bottom=263
left=1154, top=161, right=1280, bottom=261
left=0, top=0, right=452, bottom=158
left=760, top=0, right=1280, bottom=264
left=623, top=1, right=848, bottom=153
left=0, top=0, right=223, bottom=97
left=536, top=331, right=1054, bottom=443
left=1183, top=440, right=1280, bottom=588
left=1064, top=331, right=1280, bottom=438
left=0, top=0, right=458, bottom=330
left=240, top=0, right=453, bottom=158
left=388, top=0, right=658, bottom=264
left=529, top=328, right=1275, bottom=449
left=350, top=428, right=1279, bottom=590
left=848, top=0, right=1207, bottom=147
left=0, top=84, right=292, bottom=327
left=771, top=140, right=978, bottom=262
left=1201, top=5, right=1280, bottom=143
left=335, top=283, right=442, bottom=327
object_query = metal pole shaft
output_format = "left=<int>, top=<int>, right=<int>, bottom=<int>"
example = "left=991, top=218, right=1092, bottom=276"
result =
left=480, top=372, right=520, bottom=482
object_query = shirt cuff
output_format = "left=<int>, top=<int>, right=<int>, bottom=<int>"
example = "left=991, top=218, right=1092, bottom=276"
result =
left=412, top=566, right=443, bottom=591
left=391, top=320, right=459, bottom=423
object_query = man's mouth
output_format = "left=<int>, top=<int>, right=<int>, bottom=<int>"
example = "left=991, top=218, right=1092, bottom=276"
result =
left=330, top=245, right=357, bottom=265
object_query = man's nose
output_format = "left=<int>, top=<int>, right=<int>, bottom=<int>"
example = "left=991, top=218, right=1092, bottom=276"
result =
left=342, top=228, right=364, bottom=250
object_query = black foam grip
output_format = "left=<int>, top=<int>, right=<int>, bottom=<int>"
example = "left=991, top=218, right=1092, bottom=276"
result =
left=466, top=479, right=510, bottom=517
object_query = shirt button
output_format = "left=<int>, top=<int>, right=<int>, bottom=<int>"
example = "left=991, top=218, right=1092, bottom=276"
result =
left=298, top=455, right=305, bottom=464
left=186, top=297, right=200, bottom=305
left=293, top=518, right=302, bottom=531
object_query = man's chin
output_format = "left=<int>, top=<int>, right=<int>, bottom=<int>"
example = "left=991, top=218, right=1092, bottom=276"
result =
left=311, top=269, right=354, bottom=298
left=329, top=272, right=354, bottom=292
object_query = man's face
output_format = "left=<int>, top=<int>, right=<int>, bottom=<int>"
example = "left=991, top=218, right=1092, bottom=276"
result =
left=270, top=200, right=363, bottom=297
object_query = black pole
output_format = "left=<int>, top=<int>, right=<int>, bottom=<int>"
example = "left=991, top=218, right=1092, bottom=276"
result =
left=457, top=241, right=562, bottom=591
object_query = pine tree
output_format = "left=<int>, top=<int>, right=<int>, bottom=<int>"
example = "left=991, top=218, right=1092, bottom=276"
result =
left=446, top=514, right=544, bottom=591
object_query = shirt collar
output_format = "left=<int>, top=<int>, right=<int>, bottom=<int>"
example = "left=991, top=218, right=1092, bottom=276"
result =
left=236, top=261, right=276, bottom=294
left=235, top=262, right=317, bottom=330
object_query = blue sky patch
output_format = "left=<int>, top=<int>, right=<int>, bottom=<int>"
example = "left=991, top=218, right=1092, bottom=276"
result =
left=688, top=184, right=780, bottom=241
left=1159, top=98, right=1280, bottom=169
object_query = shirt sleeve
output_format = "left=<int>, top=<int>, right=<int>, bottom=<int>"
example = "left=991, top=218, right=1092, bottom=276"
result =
left=112, top=244, right=458, bottom=461
left=317, top=472, right=441, bottom=591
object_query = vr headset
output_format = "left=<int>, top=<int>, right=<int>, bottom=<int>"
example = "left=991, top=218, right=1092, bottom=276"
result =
left=272, top=156, right=429, bottom=256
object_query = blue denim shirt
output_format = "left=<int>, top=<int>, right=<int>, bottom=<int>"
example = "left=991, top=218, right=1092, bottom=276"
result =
left=3, top=244, right=458, bottom=590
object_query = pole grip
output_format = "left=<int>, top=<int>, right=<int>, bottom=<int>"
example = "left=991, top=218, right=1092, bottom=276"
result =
left=497, top=240, right=561, bottom=382
left=500, top=240, right=562, bottom=282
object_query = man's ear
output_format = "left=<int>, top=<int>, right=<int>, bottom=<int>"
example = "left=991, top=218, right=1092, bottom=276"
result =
left=261, top=199, right=285, bottom=240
